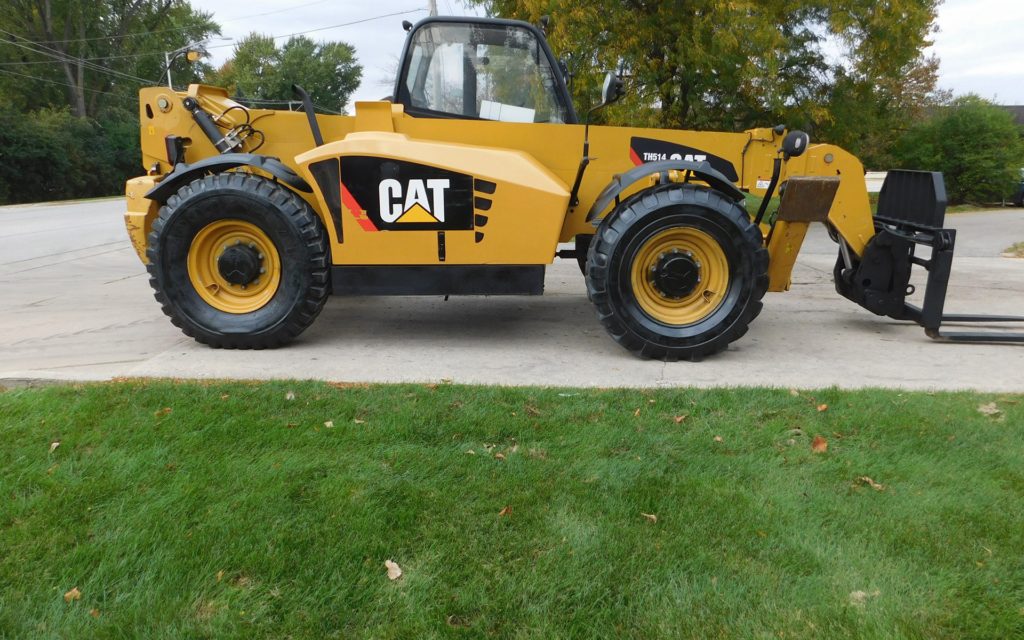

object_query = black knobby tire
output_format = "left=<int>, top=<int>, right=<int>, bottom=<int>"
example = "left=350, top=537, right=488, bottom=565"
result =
left=586, top=184, right=769, bottom=361
left=146, top=173, right=330, bottom=349
left=575, top=234, right=593, bottom=275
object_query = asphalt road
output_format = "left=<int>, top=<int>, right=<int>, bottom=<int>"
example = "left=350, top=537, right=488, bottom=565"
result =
left=2, top=198, right=1023, bottom=390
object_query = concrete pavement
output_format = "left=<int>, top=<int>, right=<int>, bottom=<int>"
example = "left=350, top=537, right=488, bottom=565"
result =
left=1, top=198, right=1022, bottom=390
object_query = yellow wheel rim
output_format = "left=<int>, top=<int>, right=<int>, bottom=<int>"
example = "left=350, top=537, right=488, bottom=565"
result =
left=187, top=219, right=281, bottom=314
left=629, top=227, right=730, bottom=325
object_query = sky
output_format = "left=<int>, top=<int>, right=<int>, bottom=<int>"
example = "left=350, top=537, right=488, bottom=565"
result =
left=200, top=0, right=1024, bottom=110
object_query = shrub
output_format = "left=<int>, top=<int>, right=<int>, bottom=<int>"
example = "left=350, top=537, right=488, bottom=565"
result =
left=890, top=95, right=1024, bottom=205
left=0, top=108, right=140, bottom=205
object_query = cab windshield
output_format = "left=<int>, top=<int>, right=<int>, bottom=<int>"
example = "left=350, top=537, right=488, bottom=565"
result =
left=401, top=22, right=571, bottom=124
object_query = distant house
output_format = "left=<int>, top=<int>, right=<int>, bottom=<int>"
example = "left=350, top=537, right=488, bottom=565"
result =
left=1003, top=105, right=1024, bottom=126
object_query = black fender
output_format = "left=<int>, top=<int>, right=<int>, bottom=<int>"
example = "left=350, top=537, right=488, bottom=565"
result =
left=145, top=153, right=312, bottom=202
left=586, top=159, right=745, bottom=224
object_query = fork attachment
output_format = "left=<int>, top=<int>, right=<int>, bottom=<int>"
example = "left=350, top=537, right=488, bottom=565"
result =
left=834, top=170, right=1024, bottom=343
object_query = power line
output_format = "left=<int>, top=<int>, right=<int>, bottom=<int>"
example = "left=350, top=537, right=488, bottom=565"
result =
left=28, top=5, right=423, bottom=46
left=0, top=29, right=150, bottom=84
left=201, top=8, right=425, bottom=47
left=0, top=67, right=133, bottom=101
left=0, top=7, right=427, bottom=75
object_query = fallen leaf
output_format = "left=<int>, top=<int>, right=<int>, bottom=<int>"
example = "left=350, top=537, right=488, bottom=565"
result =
left=856, top=476, right=885, bottom=491
left=525, top=405, right=542, bottom=417
left=641, top=512, right=657, bottom=523
left=817, top=404, right=829, bottom=412
left=384, top=559, right=402, bottom=580
left=324, top=421, right=334, bottom=428
left=89, top=608, right=100, bottom=618
left=494, top=452, right=506, bottom=461
left=977, top=402, right=1002, bottom=418
left=154, top=407, right=172, bottom=417
left=216, top=570, right=224, bottom=582
left=811, top=435, right=828, bottom=453
left=498, top=505, right=512, bottom=517
left=64, top=587, right=81, bottom=603
left=789, top=388, right=800, bottom=397
left=633, top=408, right=641, bottom=417
left=49, top=441, right=60, bottom=453
left=447, top=614, right=469, bottom=627
left=353, top=418, right=365, bottom=425
left=285, top=391, right=295, bottom=401
left=557, top=393, right=578, bottom=397
left=713, top=435, right=723, bottom=443
left=789, top=428, right=804, bottom=437
left=220, top=394, right=229, bottom=400
left=466, top=449, right=476, bottom=455
left=673, top=414, right=688, bottom=424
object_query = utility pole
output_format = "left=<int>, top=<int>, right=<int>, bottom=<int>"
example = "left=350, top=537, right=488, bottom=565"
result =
left=428, top=0, right=438, bottom=16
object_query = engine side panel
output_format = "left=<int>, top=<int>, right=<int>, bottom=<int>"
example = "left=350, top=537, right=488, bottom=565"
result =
left=295, top=130, right=569, bottom=265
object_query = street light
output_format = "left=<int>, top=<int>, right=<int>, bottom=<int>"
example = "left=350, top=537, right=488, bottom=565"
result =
left=164, top=37, right=232, bottom=89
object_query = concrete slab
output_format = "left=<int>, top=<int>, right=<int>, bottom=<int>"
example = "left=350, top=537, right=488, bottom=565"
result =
left=2, top=199, right=1022, bottom=390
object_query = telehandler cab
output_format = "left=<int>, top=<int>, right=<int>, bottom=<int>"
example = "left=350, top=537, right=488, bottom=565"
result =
left=123, top=16, right=1024, bottom=360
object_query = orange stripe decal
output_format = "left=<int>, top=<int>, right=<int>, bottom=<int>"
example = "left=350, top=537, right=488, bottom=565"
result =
left=340, top=182, right=379, bottom=232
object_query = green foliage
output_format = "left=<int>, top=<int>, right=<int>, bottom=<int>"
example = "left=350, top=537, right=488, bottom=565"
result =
left=891, top=96, right=1024, bottom=204
left=210, top=35, right=362, bottom=114
left=470, top=0, right=944, bottom=161
left=0, top=107, right=140, bottom=205
left=0, top=0, right=219, bottom=118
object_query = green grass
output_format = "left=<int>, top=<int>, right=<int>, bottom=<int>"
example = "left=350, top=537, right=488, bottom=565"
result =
left=2, top=381, right=1023, bottom=639
left=1004, top=242, right=1024, bottom=258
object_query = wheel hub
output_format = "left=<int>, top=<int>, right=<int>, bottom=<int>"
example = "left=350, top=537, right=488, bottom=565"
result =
left=650, top=250, right=701, bottom=299
left=217, top=243, right=262, bottom=286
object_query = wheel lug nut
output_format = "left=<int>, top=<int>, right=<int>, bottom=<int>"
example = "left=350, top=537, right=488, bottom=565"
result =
left=235, top=240, right=241, bottom=245
left=259, top=267, right=266, bottom=274
left=258, top=253, right=264, bottom=260
left=249, top=243, right=256, bottom=249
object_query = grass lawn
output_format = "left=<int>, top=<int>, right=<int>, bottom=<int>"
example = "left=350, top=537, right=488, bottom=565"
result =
left=2, top=381, right=1022, bottom=639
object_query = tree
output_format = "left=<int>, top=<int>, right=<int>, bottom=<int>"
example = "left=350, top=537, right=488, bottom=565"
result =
left=210, top=34, right=362, bottom=114
left=468, top=0, right=944, bottom=162
left=0, top=0, right=219, bottom=118
left=891, top=96, right=1024, bottom=205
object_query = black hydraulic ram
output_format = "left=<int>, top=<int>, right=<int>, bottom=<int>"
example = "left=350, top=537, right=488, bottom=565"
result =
left=182, top=96, right=242, bottom=153
left=834, top=170, right=1024, bottom=343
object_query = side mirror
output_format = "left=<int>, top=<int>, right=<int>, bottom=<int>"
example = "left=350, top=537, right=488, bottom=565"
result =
left=601, top=72, right=624, bottom=106
left=558, top=59, right=571, bottom=88
left=782, top=130, right=810, bottom=160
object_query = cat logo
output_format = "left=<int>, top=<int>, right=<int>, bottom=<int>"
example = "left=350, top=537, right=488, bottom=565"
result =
left=378, top=178, right=450, bottom=223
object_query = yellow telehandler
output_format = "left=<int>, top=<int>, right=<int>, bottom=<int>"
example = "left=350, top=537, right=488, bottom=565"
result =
left=123, top=16, right=1024, bottom=359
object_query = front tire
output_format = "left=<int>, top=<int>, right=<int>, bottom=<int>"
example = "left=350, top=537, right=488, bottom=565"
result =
left=146, top=173, right=329, bottom=349
left=586, top=184, right=768, bottom=361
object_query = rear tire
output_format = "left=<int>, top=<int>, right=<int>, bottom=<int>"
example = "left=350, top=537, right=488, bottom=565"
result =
left=146, top=173, right=329, bottom=349
left=586, top=184, right=768, bottom=361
